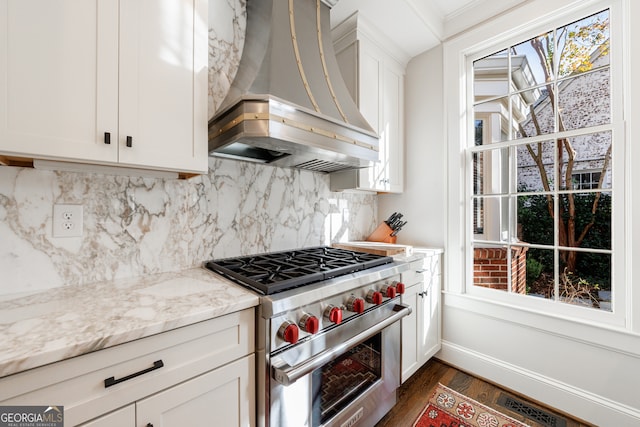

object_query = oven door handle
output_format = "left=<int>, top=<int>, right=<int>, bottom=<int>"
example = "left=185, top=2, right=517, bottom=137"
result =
left=272, top=303, right=411, bottom=386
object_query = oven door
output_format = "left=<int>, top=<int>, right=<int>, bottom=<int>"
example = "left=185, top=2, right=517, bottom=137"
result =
left=269, top=300, right=410, bottom=427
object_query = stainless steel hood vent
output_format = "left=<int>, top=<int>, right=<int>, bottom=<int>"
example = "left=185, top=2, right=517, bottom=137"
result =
left=208, top=0, right=379, bottom=173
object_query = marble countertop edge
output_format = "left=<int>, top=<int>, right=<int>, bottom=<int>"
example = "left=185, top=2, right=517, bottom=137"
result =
left=0, top=304, right=256, bottom=378
left=0, top=268, right=259, bottom=379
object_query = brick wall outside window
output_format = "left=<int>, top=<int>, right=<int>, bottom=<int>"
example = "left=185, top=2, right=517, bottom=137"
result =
left=474, top=247, right=528, bottom=294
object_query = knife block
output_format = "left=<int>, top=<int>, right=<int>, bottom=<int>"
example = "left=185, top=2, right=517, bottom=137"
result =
left=366, top=222, right=397, bottom=244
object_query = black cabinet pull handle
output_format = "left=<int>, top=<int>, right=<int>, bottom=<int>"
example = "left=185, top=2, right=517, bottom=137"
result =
left=126, top=136, right=133, bottom=147
left=104, top=132, right=111, bottom=145
left=146, top=424, right=153, bottom=427
left=104, top=360, right=164, bottom=388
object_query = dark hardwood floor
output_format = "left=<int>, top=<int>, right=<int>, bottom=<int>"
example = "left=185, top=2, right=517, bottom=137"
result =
left=376, top=358, right=595, bottom=427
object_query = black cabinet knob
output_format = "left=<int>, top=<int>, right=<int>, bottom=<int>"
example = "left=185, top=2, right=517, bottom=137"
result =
left=146, top=424, right=153, bottom=427
left=104, top=132, right=111, bottom=145
left=126, top=136, right=133, bottom=147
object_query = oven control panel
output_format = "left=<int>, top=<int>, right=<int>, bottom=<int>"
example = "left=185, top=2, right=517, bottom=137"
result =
left=269, top=276, right=405, bottom=352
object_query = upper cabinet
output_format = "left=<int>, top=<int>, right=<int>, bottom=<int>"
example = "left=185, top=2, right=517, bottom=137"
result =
left=0, top=0, right=208, bottom=176
left=330, top=13, right=406, bottom=193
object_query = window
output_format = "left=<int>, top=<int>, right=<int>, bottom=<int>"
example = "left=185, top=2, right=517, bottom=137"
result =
left=572, top=170, right=602, bottom=190
left=469, top=9, right=616, bottom=312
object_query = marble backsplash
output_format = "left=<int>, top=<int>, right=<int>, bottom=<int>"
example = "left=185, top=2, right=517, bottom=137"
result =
left=0, top=158, right=376, bottom=296
left=0, top=0, right=377, bottom=296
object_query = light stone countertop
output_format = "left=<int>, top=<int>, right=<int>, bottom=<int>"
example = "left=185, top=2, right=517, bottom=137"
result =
left=392, top=247, right=444, bottom=264
left=0, top=268, right=259, bottom=378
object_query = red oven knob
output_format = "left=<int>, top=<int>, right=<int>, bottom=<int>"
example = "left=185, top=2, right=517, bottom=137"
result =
left=395, top=281, right=406, bottom=294
left=278, top=321, right=299, bottom=344
left=346, top=296, right=365, bottom=314
left=381, top=284, right=396, bottom=298
left=324, top=305, right=343, bottom=324
left=366, top=290, right=383, bottom=305
left=299, top=314, right=320, bottom=334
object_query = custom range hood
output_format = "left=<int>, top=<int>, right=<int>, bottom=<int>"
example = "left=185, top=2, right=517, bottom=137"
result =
left=208, top=0, right=379, bottom=173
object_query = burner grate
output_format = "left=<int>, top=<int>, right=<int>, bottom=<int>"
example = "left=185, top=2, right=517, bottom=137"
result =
left=205, top=246, right=393, bottom=294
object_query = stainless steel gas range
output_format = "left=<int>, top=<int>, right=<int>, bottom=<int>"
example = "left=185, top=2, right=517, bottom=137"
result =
left=205, top=246, right=411, bottom=427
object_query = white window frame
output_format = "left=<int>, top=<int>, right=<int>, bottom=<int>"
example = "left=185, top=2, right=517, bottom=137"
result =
left=444, top=0, right=628, bottom=330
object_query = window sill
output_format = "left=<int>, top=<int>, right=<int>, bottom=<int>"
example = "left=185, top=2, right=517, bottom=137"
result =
left=441, top=290, right=640, bottom=357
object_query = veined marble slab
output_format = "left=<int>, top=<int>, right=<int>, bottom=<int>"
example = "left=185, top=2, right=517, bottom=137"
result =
left=0, top=268, right=259, bottom=378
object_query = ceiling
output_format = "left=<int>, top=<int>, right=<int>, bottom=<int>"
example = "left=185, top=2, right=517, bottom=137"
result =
left=330, top=0, right=527, bottom=60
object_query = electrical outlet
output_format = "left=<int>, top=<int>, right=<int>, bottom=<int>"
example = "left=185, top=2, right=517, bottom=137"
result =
left=53, top=204, right=83, bottom=237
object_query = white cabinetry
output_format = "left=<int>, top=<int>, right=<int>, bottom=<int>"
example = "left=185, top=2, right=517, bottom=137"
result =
left=135, top=355, right=252, bottom=427
left=0, top=0, right=208, bottom=175
left=79, top=405, right=135, bottom=427
left=400, top=250, right=442, bottom=383
left=330, top=13, right=406, bottom=193
left=0, top=309, right=255, bottom=427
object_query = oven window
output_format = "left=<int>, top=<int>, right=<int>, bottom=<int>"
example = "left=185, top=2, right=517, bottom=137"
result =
left=312, top=335, right=382, bottom=425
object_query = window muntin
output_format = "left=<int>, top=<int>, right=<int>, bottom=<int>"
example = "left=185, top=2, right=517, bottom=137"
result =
left=473, top=120, right=485, bottom=235
left=470, top=9, right=613, bottom=312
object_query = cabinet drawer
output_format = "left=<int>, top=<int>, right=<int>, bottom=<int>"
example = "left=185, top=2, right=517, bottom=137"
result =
left=401, top=259, right=425, bottom=286
left=401, top=268, right=421, bottom=286
left=0, top=309, right=254, bottom=426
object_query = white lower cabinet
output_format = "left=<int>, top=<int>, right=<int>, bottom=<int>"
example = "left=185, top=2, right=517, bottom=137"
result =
left=136, top=355, right=254, bottom=427
left=400, top=251, right=442, bottom=383
left=79, top=355, right=254, bottom=427
left=81, top=355, right=255, bottom=427
left=401, top=280, right=421, bottom=381
left=0, top=309, right=255, bottom=427
left=79, top=405, right=135, bottom=427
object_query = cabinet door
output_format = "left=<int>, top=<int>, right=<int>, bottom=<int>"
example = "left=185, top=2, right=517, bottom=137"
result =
left=356, top=44, right=382, bottom=190
left=381, top=65, right=404, bottom=193
left=0, top=0, right=118, bottom=162
left=79, top=405, right=134, bottom=427
left=419, top=255, right=442, bottom=361
left=401, top=254, right=442, bottom=382
left=118, top=0, right=208, bottom=173
left=137, top=354, right=255, bottom=427
left=334, top=37, right=404, bottom=192
left=401, top=283, right=420, bottom=383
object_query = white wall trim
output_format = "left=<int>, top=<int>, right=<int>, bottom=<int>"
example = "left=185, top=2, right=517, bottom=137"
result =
left=330, top=11, right=411, bottom=68
left=442, top=0, right=528, bottom=40
left=438, top=341, right=640, bottom=425
left=443, top=292, right=640, bottom=357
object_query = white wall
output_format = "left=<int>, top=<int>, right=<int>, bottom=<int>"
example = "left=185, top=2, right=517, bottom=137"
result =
left=438, top=0, right=640, bottom=426
left=378, top=45, right=445, bottom=248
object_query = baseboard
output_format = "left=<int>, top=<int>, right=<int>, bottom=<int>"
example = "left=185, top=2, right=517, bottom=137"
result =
left=437, top=340, right=640, bottom=426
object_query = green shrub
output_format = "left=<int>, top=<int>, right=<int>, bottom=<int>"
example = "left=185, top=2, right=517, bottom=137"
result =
left=526, top=258, right=544, bottom=286
left=518, top=192, right=611, bottom=289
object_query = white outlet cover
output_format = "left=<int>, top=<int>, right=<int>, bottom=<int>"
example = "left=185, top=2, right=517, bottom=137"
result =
left=53, top=204, right=83, bottom=238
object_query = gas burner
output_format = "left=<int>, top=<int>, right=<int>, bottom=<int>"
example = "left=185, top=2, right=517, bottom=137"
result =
left=205, top=246, right=393, bottom=295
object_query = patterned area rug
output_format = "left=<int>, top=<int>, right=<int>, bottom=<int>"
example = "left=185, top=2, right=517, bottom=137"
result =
left=413, top=383, right=531, bottom=427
